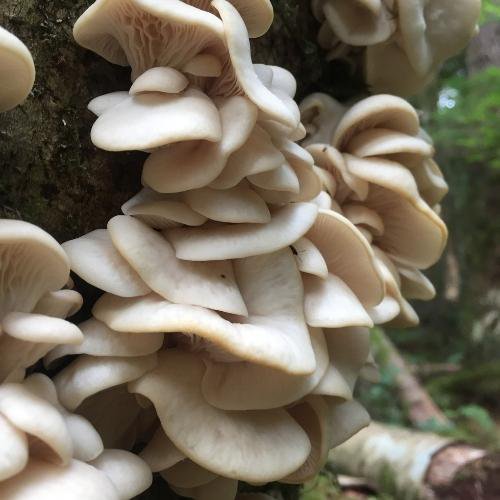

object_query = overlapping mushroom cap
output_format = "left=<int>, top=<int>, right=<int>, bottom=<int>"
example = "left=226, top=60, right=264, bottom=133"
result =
left=0, top=373, right=151, bottom=499
left=313, top=0, right=481, bottom=96
left=0, top=220, right=84, bottom=382
left=301, top=93, right=448, bottom=326
left=0, top=27, right=35, bottom=112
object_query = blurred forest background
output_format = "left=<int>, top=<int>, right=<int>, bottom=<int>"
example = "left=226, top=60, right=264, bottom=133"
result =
left=301, top=1, right=500, bottom=498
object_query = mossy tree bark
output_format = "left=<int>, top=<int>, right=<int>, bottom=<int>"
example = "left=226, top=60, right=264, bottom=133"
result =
left=0, top=0, right=364, bottom=243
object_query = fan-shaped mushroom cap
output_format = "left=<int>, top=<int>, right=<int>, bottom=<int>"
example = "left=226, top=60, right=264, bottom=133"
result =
left=0, top=459, right=121, bottom=500
left=94, top=248, right=315, bottom=374
left=143, top=96, right=258, bottom=193
left=0, top=383, right=73, bottom=470
left=166, top=202, right=318, bottom=261
left=313, top=327, right=371, bottom=399
left=0, top=27, right=35, bottom=112
left=291, top=237, right=328, bottom=278
left=333, top=94, right=420, bottom=151
left=345, top=155, right=448, bottom=268
left=54, top=354, right=158, bottom=410
left=33, top=290, right=83, bottom=320
left=412, top=158, right=449, bottom=206
left=184, top=184, right=271, bottom=223
left=129, top=350, right=311, bottom=482
left=247, top=163, right=300, bottom=193
left=88, top=91, right=129, bottom=116
left=0, top=220, right=70, bottom=322
left=129, top=67, right=188, bottom=94
left=108, top=216, right=247, bottom=315
left=303, top=274, right=373, bottom=328
left=223, top=0, right=273, bottom=38
left=319, top=0, right=395, bottom=46
left=91, top=88, right=221, bottom=151
left=90, top=449, right=152, bottom=500
left=122, top=188, right=207, bottom=229
left=45, top=318, right=164, bottom=365
left=74, top=0, right=226, bottom=79
left=63, top=229, right=151, bottom=298
left=398, top=266, right=436, bottom=301
left=161, top=459, right=218, bottom=488
left=0, top=414, right=28, bottom=481
left=201, top=327, right=329, bottom=411
left=140, top=427, right=185, bottom=472
left=306, top=209, right=384, bottom=308
left=0, top=313, right=83, bottom=382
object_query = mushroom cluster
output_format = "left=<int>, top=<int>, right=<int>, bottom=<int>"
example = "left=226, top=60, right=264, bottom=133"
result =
left=300, top=92, right=448, bottom=326
left=312, top=0, right=481, bottom=95
left=51, top=0, right=393, bottom=496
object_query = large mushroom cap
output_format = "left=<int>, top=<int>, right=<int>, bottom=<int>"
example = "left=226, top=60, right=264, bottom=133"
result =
left=0, top=220, right=70, bottom=321
left=0, top=27, right=35, bottom=112
left=129, top=349, right=312, bottom=483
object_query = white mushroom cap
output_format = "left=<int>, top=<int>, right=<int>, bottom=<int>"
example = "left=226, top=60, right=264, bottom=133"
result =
left=33, top=290, right=83, bottom=320
left=0, top=220, right=70, bottom=322
left=412, top=158, right=449, bottom=206
left=90, top=449, right=152, bottom=499
left=303, top=274, right=373, bottom=328
left=0, top=414, right=28, bottom=481
left=247, top=163, right=300, bottom=194
left=306, top=209, right=384, bottom=308
left=91, top=88, right=221, bottom=152
left=54, top=353, right=158, bottom=410
left=129, top=67, right=188, bottom=94
left=62, top=229, right=151, bottom=298
left=142, top=96, right=258, bottom=193
left=129, top=349, right=312, bottom=482
left=108, top=215, right=248, bottom=315
left=223, top=0, right=274, bottom=38
left=291, top=237, right=329, bottom=279
left=140, top=427, right=185, bottom=472
left=45, top=318, right=164, bottom=365
left=166, top=202, right=318, bottom=261
left=87, top=91, right=129, bottom=116
left=0, top=459, right=121, bottom=499
left=398, top=265, right=436, bottom=301
left=0, top=27, right=35, bottom=112
left=94, top=248, right=315, bottom=375
left=201, top=327, right=329, bottom=410
left=161, top=460, right=217, bottom=488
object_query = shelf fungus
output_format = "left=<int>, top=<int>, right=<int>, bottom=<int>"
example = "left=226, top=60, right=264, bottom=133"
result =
left=312, top=0, right=481, bottom=95
left=44, top=0, right=394, bottom=496
left=300, top=92, right=449, bottom=327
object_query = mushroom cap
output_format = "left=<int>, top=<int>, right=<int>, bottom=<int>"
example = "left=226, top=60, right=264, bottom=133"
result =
left=94, top=248, right=315, bottom=375
left=291, top=237, right=329, bottom=279
left=398, top=265, right=436, bottom=301
left=0, top=220, right=69, bottom=321
left=224, top=0, right=273, bottom=38
left=90, top=449, right=152, bottom=499
left=74, top=0, right=225, bottom=78
left=161, top=459, right=218, bottom=488
left=88, top=91, right=129, bottom=116
left=306, top=209, right=384, bottom=308
left=91, top=88, right=221, bottom=151
left=107, top=215, right=248, bottom=315
left=62, top=229, right=151, bottom=298
left=303, top=274, right=373, bottom=329
left=0, top=459, right=120, bottom=500
left=201, top=327, right=329, bottom=410
left=129, top=66, right=188, bottom=94
left=321, top=0, right=395, bottom=46
left=142, top=96, right=258, bottom=193
left=332, top=94, right=420, bottom=151
left=33, top=290, right=83, bottom=320
left=129, top=349, right=312, bottom=482
left=166, top=202, right=318, bottom=261
left=0, top=27, right=35, bottom=112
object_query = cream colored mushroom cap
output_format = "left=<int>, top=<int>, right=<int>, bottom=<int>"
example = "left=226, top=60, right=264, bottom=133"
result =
left=91, top=88, right=221, bottom=151
left=0, top=220, right=69, bottom=320
left=223, top=0, right=274, bottom=38
left=332, top=94, right=420, bottom=151
left=0, top=27, right=35, bottom=112
left=129, top=350, right=312, bottom=483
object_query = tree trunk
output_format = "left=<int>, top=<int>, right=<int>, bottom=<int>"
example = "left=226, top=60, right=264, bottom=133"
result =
left=331, top=422, right=500, bottom=500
